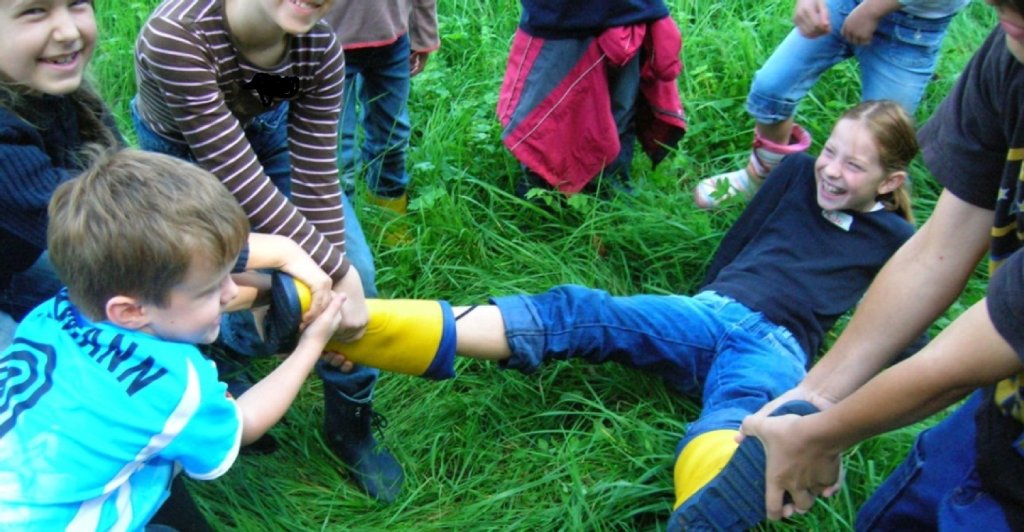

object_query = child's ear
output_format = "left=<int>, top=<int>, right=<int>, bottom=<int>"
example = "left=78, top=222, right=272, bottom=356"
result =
left=878, top=170, right=907, bottom=195
left=106, top=295, right=150, bottom=330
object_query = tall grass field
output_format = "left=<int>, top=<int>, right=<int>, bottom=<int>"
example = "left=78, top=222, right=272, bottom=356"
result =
left=92, top=1, right=997, bottom=530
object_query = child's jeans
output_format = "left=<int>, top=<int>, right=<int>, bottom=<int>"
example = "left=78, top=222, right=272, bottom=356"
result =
left=855, top=391, right=1013, bottom=531
left=0, top=252, right=63, bottom=350
left=338, top=34, right=412, bottom=199
left=131, top=99, right=381, bottom=401
left=491, top=286, right=807, bottom=450
left=747, top=0, right=955, bottom=122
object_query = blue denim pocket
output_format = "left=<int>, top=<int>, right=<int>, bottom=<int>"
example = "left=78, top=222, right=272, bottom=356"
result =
left=877, top=13, right=950, bottom=70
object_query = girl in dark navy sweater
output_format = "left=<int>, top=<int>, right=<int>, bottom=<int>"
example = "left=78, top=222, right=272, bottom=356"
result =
left=311, top=100, right=918, bottom=531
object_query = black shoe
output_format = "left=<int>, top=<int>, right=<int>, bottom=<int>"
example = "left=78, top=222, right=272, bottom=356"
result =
left=323, top=387, right=404, bottom=504
left=263, top=272, right=304, bottom=353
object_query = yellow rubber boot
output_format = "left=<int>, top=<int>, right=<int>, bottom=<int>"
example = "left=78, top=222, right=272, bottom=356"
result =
left=369, top=193, right=411, bottom=245
left=369, top=193, right=408, bottom=215
left=325, top=298, right=457, bottom=379
left=672, top=429, right=740, bottom=509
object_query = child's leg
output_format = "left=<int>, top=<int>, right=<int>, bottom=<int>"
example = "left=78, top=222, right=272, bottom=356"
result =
left=355, top=35, right=413, bottom=205
left=856, top=10, right=953, bottom=115
left=855, top=391, right=1014, bottom=531
left=322, top=287, right=731, bottom=392
left=338, top=62, right=363, bottom=195
left=695, top=0, right=848, bottom=208
left=667, top=307, right=808, bottom=530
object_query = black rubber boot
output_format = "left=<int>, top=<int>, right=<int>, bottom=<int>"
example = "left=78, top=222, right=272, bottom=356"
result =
left=323, top=386, right=404, bottom=504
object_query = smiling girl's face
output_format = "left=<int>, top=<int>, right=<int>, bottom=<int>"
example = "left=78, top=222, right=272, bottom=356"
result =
left=814, top=117, right=903, bottom=213
left=0, top=0, right=96, bottom=95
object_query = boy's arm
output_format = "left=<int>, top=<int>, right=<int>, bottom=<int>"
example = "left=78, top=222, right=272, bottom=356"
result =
left=842, top=0, right=902, bottom=45
left=234, top=293, right=343, bottom=444
left=408, top=0, right=439, bottom=76
left=744, top=298, right=1021, bottom=519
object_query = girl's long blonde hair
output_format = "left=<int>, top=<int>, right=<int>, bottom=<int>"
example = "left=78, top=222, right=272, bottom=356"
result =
left=838, top=100, right=918, bottom=224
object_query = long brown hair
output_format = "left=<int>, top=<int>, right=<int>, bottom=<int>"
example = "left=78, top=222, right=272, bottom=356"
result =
left=0, top=79, right=118, bottom=150
left=837, top=100, right=918, bottom=223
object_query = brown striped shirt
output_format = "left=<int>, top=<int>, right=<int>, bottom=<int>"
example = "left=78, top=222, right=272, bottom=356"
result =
left=134, top=0, right=349, bottom=281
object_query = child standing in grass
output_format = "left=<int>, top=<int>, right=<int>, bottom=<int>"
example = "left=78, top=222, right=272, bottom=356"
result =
left=694, top=0, right=967, bottom=208
left=737, top=3, right=1024, bottom=529
left=0, top=148, right=344, bottom=530
left=313, top=100, right=917, bottom=530
left=496, top=0, right=686, bottom=196
left=323, top=0, right=439, bottom=217
left=131, top=0, right=404, bottom=502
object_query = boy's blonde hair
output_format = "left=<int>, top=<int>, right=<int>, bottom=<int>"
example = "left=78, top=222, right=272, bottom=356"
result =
left=840, top=100, right=918, bottom=224
left=48, top=148, right=249, bottom=320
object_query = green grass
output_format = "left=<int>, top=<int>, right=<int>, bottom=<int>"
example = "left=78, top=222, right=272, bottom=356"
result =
left=91, top=1, right=996, bottom=529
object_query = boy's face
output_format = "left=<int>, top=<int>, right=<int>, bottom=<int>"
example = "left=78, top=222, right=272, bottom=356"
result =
left=141, top=258, right=238, bottom=345
left=990, top=0, right=1024, bottom=63
left=0, top=0, right=97, bottom=96
left=259, top=0, right=334, bottom=36
left=814, top=118, right=898, bottom=213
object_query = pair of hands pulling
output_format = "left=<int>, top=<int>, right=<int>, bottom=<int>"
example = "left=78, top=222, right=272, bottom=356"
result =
left=738, top=386, right=844, bottom=521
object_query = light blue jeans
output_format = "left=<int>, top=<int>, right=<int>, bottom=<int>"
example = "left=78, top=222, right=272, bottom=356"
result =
left=0, top=252, right=63, bottom=351
left=747, top=0, right=954, bottom=121
left=131, top=99, right=380, bottom=400
left=338, top=34, right=412, bottom=199
left=856, top=391, right=1013, bottom=531
left=492, top=286, right=808, bottom=450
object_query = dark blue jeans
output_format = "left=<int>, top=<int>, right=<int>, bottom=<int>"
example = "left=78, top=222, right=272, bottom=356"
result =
left=131, top=99, right=380, bottom=401
left=338, top=34, right=412, bottom=199
left=492, top=287, right=807, bottom=450
left=856, top=391, right=1012, bottom=531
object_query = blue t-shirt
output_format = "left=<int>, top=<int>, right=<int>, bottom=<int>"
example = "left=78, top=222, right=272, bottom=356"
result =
left=0, top=290, right=241, bottom=530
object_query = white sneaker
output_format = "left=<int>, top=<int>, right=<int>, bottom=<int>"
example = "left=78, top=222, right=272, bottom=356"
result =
left=693, top=167, right=759, bottom=209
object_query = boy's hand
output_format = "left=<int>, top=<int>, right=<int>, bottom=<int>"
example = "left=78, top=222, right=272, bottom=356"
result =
left=410, top=51, right=431, bottom=76
left=841, top=3, right=882, bottom=45
left=297, top=292, right=345, bottom=350
left=793, top=0, right=831, bottom=38
left=282, top=258, right=332, bottom=327
left=740, top=414, right=843, bottom=520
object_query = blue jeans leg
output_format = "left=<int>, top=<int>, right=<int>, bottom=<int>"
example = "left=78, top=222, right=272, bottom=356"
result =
left=494, top=287, right=800, bottom=397
left=857, top=10, right=951, bottom=114
left=316, top=192, right=380, bottom=400
left=746, top=0, right=851, bottom=123
left=747, top=0, right=950, bottom=121
left=0, top=311, right=17, bottom=351
left=339, top=35, right=412, bottom=199
left=0, top=252, right=62, bottom=321
left=855, top=391, right=1012, bottom=531
left=679, top=306, right=806, bottom=450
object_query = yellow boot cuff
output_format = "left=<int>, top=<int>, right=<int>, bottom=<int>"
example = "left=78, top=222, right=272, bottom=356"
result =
left=325, top=299, right=449, bottom=377
left=673, top=429, right=740, bottom=509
